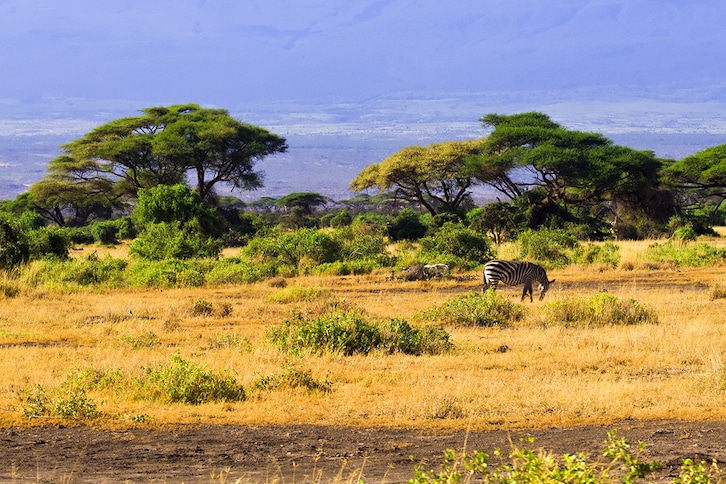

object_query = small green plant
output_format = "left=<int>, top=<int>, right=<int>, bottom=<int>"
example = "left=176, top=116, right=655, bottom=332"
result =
left=18, top=384, right=101, bottom=420
left=517, top=228, right=579, bottom=269
left=122, top=332, right=161, bottom=349
left=190, top=298, right=215, bottom=316
left=254, top=366, right=332, bottom=393
left=408, top=430, right=711, bottom=483
left=138, top=353, right=245, bottom=405
left=416, top=290, right=524, bottom=327
left=541, top=293, right=659, bottom=327
left=573, top=242, right=622, bottom=268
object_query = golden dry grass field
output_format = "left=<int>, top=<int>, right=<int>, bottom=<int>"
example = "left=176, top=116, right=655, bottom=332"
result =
left=2, top=236, right=726, bottom=434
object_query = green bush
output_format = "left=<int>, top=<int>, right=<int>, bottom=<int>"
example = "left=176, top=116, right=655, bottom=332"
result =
left=388, top=208, right=427, bottom=241
left=0, top=213, right=30, bottom=269
left=129, top=221, right=223, bottom=260
left=517, top=228, right=579, bottom=269
left=26, top=227, right=71, bottom=260
left=409, top=430, right=676, bottom=483
left=243, top=227, right=342, bottom=270
left=268, top=311, right=451, bottom=356
left=419, top=223, right=494, bottom=269
left=541, top=293, right=659, bottom=327
left=643, top=241, right=726, bottom=267
left=138, top=353, right=245, bottom=404
left=379, top=318, right=452, bottom=355
left=127, top=258, right=213, bottom=288
left=572, top=241, right=622, bottom=267
left=91, top=220, right=120, bottom=245
left=18, top=255, right=128, bottom=287
left=417, top=290, right=524, bottom=327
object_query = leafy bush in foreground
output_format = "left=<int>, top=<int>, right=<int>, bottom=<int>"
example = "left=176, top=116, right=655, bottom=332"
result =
left=417, top=290, right=524, bottom=327
left=268, top=311, right=452, bottom=356
left=408, top=429, right=722, bottom=484
left=541, top=293, right=659, bottom=327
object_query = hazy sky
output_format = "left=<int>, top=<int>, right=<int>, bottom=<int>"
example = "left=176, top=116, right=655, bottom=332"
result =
left=2, top=0, right=725, bottom=114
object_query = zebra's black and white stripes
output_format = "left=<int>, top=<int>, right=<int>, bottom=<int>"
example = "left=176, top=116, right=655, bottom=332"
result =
left=483, top=260, right=555, bottom=302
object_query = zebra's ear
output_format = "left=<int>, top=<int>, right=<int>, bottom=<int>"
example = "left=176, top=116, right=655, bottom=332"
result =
left=549, top=279, right=556, bottom=284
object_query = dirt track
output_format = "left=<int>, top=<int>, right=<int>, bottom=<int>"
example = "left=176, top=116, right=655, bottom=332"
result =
left=2, top=420, right=726, bottom=483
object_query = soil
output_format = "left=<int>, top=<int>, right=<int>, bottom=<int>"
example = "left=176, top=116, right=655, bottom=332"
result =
left=2, top=420, right=726, bottom=483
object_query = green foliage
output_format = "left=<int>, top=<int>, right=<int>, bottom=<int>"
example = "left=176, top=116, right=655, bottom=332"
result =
left=643, top=241, right=726, bottom=267
left=673, top=225, right=698, bottom=241
left=417, top=290, right=524, bottom=327
left=205, top=257, right=276, bottom=284
left=329, top=209, right=353, bottom=228
left=18, top=370, right=105, bottom=421
left=189, top=298, right=232, bottom=317
left=127, top=258, right=208, bottom=287
left=541, top=293, right=659, bottom=327
left=517, top=228, right=579, bottom=269
left=139, top=353, right=245, bottom=405
left=0, top=214, right=30, bottom=269
left=408, top=430, right=682, bottom=483
left=419, top=222, right=494, bottom=269
left=91, top=220, right=120, bottom=245
left=18, top=254, right=128, bottom=288
left=243, top=227, right=342, bottom=273
left=572, top=242, right=622, bottom=268
left=268, top=311, right=451, bottom=356
left=129, top=221, right=223, bottom=260
left=379, top=318, right=453, bottom=355
left=389, top=208, right=427, bottom=241
left=26, top=226, right=72, bottom=260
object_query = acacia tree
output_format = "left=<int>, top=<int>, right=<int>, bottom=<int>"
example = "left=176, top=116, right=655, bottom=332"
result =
left=664, top=144, right=726, bottom=207
left=30, top=104, right=288, bottom=217
left=472, top=112, right=667, bottom=230
left=349, top=139, right=485, bottom=216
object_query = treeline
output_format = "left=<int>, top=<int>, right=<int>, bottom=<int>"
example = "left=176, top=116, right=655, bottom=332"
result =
left=0, top=106, right=725, bottom=277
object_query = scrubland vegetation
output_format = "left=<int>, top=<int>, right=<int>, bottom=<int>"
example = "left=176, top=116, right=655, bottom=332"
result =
left=1, top=229, right=726, bottom=433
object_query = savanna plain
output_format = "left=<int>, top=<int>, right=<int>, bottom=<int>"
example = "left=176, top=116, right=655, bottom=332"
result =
left=3, top=235, right=726, bottom=483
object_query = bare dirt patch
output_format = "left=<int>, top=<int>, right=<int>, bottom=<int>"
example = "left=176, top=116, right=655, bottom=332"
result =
left=3, top=420, right=726, bottom=483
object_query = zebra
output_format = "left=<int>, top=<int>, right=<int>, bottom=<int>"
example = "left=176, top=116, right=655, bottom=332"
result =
left=482, top=260, right=555, bottom=302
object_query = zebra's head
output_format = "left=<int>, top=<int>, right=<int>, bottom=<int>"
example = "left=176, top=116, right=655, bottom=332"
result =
left=537, top=278, right=556, bottom=300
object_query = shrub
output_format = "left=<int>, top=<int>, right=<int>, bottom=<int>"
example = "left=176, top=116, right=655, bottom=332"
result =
left=243, top=227, right=342, bottom=271
left=419, top=223, right=494, bottom=269
left=417, top=290, right=524, bottom=327
left=269, top=311, right=380, bottom=355
left=0, top=213, right=29, bottom=269
left=91, top=220, right=120, bottom=245
left=379, top=318, right=452, bottom=355
left=572, top=241, right=621, bottom=268
left=643, top=241, right=726, bottom=267
left=268, top=311, right=451, bottom=356
left=26, top=227, right=71, bottom=260
left=541, top=293, right=659, bottom=327
left=129, top=221, right=223, bottom=260
left=388, top=208, right=427, bottom=241
left=517, top=228, right=578, bottom=269
left=138, top=353, right=245, bottom=404
left=18, top=254, right=128, bottom=287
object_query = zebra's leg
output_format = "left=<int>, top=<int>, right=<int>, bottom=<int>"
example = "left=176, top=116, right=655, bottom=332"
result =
left=522, top=281, right=533, bottom=302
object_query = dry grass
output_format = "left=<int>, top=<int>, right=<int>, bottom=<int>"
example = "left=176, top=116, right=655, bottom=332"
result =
left=2, top=238, right=726, bottom=432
